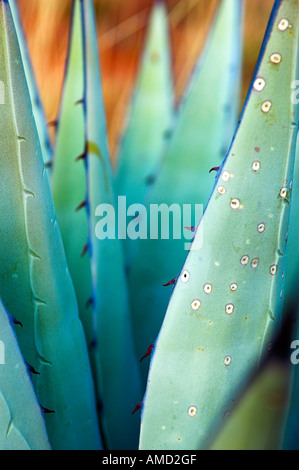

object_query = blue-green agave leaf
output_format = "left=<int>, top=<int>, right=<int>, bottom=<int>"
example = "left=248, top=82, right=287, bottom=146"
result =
left=9, top=0, right=53, bottom=174
left=82, top=0, right=142, bottom=450
left=0, top=299, right=51, bottom=450
left=211, top=348, right=292, bottom=450
left=283, top=133, right=299, bottom=306
left=281, top=299, right=299, bottom=449
left=0, top=0, right=101, bottom=450
left=139, top=0, right=299, bottom=450
left=52, top=0, right=94, bottom=363
left=116, top=0, right=174, bottom=215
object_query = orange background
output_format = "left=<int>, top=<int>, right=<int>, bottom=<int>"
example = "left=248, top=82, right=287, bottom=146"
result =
left=17, top=0, right=274, bottom=158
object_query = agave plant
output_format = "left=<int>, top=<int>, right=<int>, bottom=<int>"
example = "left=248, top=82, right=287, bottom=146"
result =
left=0, top=0, right=299, bottom=452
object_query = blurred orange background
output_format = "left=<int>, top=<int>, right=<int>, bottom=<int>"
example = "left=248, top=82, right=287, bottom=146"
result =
left=17, top=0, right=274, bottom=158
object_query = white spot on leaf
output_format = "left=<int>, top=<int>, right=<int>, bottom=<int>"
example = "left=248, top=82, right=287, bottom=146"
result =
left=181, top=270, right=190, bottom=283
left=258, top=223, right=265, bottom=233
left=222, top=171, right=230, bottom=182
left=203, top=284, right=212, bottom=294
left=240, top=255, right=249, bottom=266
left=226, top=304, right=234, bottom=315
left=231, top=198, right=241, bottom=210
left=251, top=258, right=259, bottom=269
left=253, top=77, right=266, bottom=92
left=261, top=101, right=272, bottom=113
left=278, top=18, right=290, bottom=31
left=218, top=186, right=226, bottom=195
left=252, top=161, right=261, bottom=172
left=224, top=356, right=231, bottom=366
left=270, top=265, right=278, bottom=276
left=191, top=300, right=201, bottom=311
left=270, top=53, right=281, bottom=64
left=188, top=406, right=197, bottom=417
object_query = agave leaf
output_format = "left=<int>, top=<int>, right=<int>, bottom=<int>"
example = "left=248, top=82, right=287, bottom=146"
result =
left=0, top=299, right=51, bottom=450
left=281, top=293, right=299, bottom=450
left=139, top=0, right=299, bottom=450
left=211, top=356, right=291, bottom=450
left=0, top=0, right=101, bottom=450
left=210, top=312, right=294, bottom=451
left=280, top=135, right=299, bottom=450
left=82, top=0, right=142, bottom=450
left=283, top=346, right=299, bottom=449
left=128, top=0, right=244, bottom=385
left=52, top=1, right=94, bottom=361
left=284, top=135, right=299, bottom=306
left=116, top=0, right=174, bottom=229
left=9, top=0, right=52, bottom=174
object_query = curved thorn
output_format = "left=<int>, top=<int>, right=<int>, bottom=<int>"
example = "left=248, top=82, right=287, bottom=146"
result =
left=75, top=98, right=85, bottom=106
left=26, top=362, right=40, bottom=375
left=75, top=142, right=88, bottom=162
left=140, top=344, right=154, bottom=362
left=209, top=166, right=220, bottom=174
left=80, top=243, right=88, bottom=258
left=75, top=200, right=87, bottom=212
left=75, top=152, right=86, bottom=162
left=163, top=278, right=176, bottom=287
left=131, top=401, right=143, bottom=415
left=12, top=316, right=23, bottom=328
left=40, top=405, right=55, bottom=414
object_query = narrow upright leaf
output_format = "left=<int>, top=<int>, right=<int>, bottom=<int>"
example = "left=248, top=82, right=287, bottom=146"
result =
left=0, top=0, right=101, bottom=450
left=9, top=0, right=53, bottom=173
left=82, top=0, right=142, bottom=450
left=116, top=0, right=173, bottom=214
left=284, top=133, right=299, bottom=305
left=52, top=0, right=94, bottom=359
left=281, top=300, right=299, bottom=449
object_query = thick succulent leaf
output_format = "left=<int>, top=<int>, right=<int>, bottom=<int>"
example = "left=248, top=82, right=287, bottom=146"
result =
left=211, top=311, right=294, bottom=450
left=128, top=0, right=244, bottom=385
left=282, top=301, right=299, bottom=449
left=82, top=0, right=142, bottom=450
left=211, top=361, right=291, bottom=450
left=52, top=0, right=94, bottom=358
left=284, top=135, right=299, bottom=305
left=283, top=366, right=299, bottom=449
left=0, top=299, right=50, bottom=450
left=0, top=0, right=101, bottom=450
left=139, top=0, right=299, bottom=450
left=9, top=0, right=52, bottom=173
left=281, top=136, right=299, bottom=450
left=116, top=0, right=174, bottom=216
